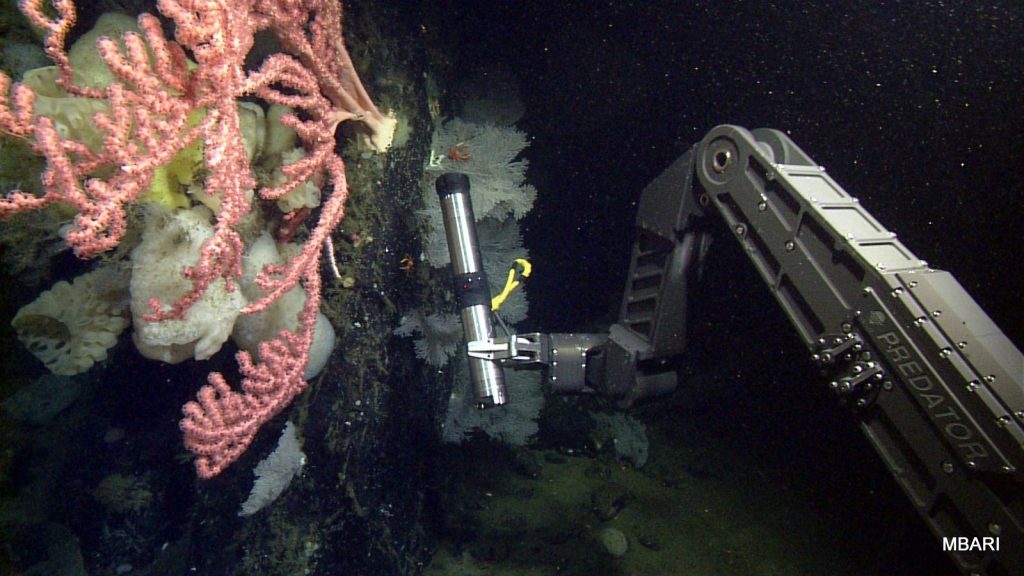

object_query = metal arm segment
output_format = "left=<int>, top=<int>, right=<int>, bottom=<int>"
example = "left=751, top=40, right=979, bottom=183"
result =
left=692, top=125, right=1022, bottom=576
left=444, top=125, right=1022, bottom=574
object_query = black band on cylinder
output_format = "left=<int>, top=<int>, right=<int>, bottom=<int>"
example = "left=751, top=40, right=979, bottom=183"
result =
left=436, top=172, right=470, bottom=200
left=453, top=271, right=491, bottom=309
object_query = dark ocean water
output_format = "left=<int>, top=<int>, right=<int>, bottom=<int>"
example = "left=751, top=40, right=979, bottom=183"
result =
left=436, top=0, right=1023, bottom=344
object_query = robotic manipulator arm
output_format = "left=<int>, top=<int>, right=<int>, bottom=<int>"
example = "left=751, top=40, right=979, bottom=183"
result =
left=435, top=126, right=1022, bottom=576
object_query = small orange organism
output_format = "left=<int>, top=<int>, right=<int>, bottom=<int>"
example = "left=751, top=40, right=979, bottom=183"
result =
left=448, top=142, right=471, bottom=162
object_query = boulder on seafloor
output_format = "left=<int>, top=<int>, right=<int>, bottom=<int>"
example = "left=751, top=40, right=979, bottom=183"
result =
left=598, top=527, right=629, bottom=558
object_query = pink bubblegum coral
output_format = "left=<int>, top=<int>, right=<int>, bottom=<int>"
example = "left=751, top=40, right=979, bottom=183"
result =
left=0, top=0, right=396, bottom=477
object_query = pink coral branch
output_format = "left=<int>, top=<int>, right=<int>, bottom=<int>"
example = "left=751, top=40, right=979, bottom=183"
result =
left=19, top=0, right=94, bottom=98
left=0, top=0, right=395, bottom=477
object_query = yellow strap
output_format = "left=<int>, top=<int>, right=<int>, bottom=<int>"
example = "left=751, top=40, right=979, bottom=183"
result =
left=491, top=258, right=532, bottom=311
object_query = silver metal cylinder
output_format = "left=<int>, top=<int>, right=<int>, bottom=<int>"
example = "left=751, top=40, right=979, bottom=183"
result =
left=462, top=303, right=507, bottom=406
left=436, top=173, right=507, bottom=406
left=440, top=190, right=482, bottom=274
